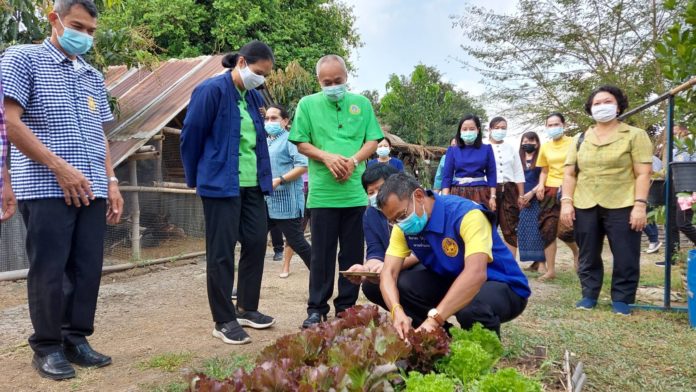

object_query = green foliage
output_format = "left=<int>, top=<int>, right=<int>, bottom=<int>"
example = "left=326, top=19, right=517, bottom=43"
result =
left=191, top=305, right=450, bottom=391
left=436, top=339, right=495, bottom=385
left=265, top=61, right=318, bottom=118
left=201, top=354, right=255, bottom=380
left=138, top=352, right=193, bottom=373
left=404, top=371, right=459, bottom=392
left=380, top=64, right=486, bottom=147
left=451, top=323, right=504, bottom=361
left=454, top=0, right=677, bottom=131
left=472, top=368, right=542, bottom=392
left=0, top=0, right=48, bottom=50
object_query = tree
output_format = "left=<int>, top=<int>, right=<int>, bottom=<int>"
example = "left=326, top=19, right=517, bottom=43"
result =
left=265, top=61, right=318, bottom=118
left=453, top=0, right=679, bottom=132
left=379, top=64, right=486, bottom=147
left=657, top=0, right=696, bottom=120
left=96, top=0, right=361, bottom=71
left=0, top=0, right=158, bottom=71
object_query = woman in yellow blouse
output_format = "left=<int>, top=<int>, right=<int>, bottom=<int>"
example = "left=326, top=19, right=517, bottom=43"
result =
left=560, top=85, right=652, bottom=316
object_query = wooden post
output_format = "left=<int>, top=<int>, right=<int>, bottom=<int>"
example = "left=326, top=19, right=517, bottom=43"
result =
left=129, top=159, right=141, bottom=260
left=155, top=134, right=163, bottom=183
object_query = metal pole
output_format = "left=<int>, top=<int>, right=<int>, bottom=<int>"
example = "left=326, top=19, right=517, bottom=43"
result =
left=129, top=160, right=141, bottom=261
left=663, top=95, right=675, bottom=309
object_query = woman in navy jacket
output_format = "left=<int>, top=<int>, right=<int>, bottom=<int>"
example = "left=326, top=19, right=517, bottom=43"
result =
left=180, top=41, right=275, bottom=345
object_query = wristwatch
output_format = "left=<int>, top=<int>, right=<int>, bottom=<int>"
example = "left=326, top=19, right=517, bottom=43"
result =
left=351, top=156, right=359, bottom=167
left=279, top=175, right=287, bottom=185
left=108, top=176, right=119, bottom=184
left=427, top=308, right=445, bottom=326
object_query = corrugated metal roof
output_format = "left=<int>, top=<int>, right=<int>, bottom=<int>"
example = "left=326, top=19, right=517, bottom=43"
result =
left=105, top=55, right=225, bottom=166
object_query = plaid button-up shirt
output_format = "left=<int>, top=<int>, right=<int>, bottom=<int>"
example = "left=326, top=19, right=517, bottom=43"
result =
left=0, top=77, right=7, bottom=200
left=0, top=39, right=113, bottom=200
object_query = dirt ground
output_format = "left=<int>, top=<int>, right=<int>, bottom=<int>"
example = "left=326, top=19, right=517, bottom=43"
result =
left=0, top=242, right=680, bottom=391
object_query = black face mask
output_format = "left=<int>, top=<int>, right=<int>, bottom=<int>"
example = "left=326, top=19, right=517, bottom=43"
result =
left=521, top=144, right=537, bottom=153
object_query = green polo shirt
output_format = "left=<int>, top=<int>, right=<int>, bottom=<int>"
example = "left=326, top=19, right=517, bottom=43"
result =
left=289, top=91, right=383, bottom=208
left=237, top=88, right=258, bottom=187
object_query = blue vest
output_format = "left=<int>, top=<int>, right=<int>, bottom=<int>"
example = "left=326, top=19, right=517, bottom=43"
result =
left=404, top=194, right=531, bottom=299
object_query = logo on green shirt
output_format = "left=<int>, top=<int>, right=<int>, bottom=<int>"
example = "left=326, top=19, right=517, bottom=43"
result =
left=349, top=104, right=361, bottom=115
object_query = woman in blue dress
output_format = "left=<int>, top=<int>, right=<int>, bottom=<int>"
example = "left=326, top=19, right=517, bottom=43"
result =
left=517, top=132, right=546, bottom=267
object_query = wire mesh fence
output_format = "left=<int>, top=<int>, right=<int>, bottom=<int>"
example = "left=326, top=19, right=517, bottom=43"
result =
left=0, top=187, right=205, bottom=273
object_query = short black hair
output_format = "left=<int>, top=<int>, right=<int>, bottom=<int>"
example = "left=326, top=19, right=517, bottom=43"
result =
left=54, top=0, right=98, bottom=17
left=376, top=172, right=421, bottom=209
left=380, top=137, right=393, bottom=147
left=489, top=116, right=507, bottom=129
left=454, top=114, right=483, bottom=148
left=584, top=85, right=629, bottom=116
left=267, top=104, right=289, bottom=120
left=546, top=112, right=566, bottom=125
left=222, top=40, right=275, bottom=69
left=361, top=163, right=399, bottom=192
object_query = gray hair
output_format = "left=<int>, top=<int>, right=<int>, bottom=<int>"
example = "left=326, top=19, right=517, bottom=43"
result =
left=376, top=173, right=421, bottom=209
left=54, top=0, right=99, bottom=17
left=315, top=54, right=347, bottom=77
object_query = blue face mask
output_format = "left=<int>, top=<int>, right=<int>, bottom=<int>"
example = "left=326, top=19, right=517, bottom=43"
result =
left=265, top=122, right=285, bottom=136
left=397, top=193, right=428, bottom=235
left=490, top=129, right=507, bottom=141
left=368, top=194, right=378, bottom=208
left=460, top=130, right=478, bottom=144
left=323, top=84, right=347, bottom=102
left=57, top=15, right=93, bottom=56
left=546, top=127, right=564, bottom=140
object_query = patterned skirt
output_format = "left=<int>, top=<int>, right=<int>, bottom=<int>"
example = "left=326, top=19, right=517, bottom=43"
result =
left=539, top=187, right=575, bottom=246
left=450, top=185, right=491, bottom=210
left=496, top=183, right=520, bottom=247
left=518, top=198, right=546, bottom=262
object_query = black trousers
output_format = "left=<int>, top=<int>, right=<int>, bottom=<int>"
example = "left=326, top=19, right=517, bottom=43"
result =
left=20, top=198, right=106, bottom=356
left=268, top=217, right=311, bottom=269
left=575, top=206, right=641, bottom=303
left=308, top=207, right=365, bottom=316
left=671, top=203, right=696, bottom=248
left=202, top=187, right=267, bottom=323
left=270, top=226, right=284, bottom=253
left=378, top=264, right=526, bottom=335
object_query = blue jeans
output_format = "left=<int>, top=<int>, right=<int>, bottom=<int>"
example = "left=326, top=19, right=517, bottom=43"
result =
left=643, top=223, right=659, bottom=243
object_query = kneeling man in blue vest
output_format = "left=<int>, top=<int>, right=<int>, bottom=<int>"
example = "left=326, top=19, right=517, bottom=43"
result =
left=375, top=173, right=530, bottom=338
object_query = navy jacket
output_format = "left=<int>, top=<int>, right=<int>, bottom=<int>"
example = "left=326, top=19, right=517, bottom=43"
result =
left=180, top=73, right=273, bottom=197
left=364, top=206, right=391, bottom=262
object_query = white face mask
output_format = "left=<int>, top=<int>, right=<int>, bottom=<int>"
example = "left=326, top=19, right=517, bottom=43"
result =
left=239, top=64, right=266, bottom=90
left=591, top=104, right=618, bottom=123
left=376, top=146, right=390, bottom=157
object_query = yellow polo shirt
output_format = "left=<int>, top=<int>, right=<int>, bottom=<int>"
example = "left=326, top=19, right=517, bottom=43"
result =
left=386, top=209, right=493, bottom=262
left=564, top=123, right=653, bottom=209
left=536, top=135, right=572, bottom=187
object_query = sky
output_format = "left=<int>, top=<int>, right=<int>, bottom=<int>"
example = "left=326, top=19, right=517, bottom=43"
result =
left=344, top=0, right=518, bottom=100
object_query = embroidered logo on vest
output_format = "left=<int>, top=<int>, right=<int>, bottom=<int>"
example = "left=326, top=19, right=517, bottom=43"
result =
left=441, top=237, right=459, bottom=257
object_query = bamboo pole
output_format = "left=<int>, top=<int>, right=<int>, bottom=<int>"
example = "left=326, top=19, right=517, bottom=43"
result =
left=155, top=135, right=163, bottom=183
left=152, top=181, right=191, bottom=189
left=120, top=185, right=196, bottom=194
left=0, top=251, right=206, bottom=282
left=129, top=160, right=141, bottom=260
left=669, top=76, right=696, bottom=96
left=162, top=126, right=182, bottom=135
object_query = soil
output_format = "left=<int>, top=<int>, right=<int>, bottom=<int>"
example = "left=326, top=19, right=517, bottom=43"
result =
left=0, top=253, right=313, bottom=392
left=0, top=242, right=672, bottom=391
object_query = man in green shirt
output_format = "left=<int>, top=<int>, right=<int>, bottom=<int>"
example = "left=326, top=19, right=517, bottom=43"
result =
left=289, top=54, right=383, bottom=328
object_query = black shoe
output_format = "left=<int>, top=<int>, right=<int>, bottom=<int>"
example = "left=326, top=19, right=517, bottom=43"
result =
left=273, top=251, right=283, bottom=261
left=64, top=343, right=112, bottom=368
left=231, top=288, right=237, bottom=301
left=302, top=313, right=327, bottom=329
left=212, top=320, right=251, bottom=345
left=237, top=309, right=276, bottom=329
left=655, top=261, right=675, bottom=267
left=32, top=352, right=76, bottom=380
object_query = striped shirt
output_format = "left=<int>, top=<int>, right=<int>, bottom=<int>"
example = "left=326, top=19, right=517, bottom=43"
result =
left=0, top=39, right=113, bottom=200
left=0, top=77, right=7, bottom=200
left=265, top=131, right=308, bottom=220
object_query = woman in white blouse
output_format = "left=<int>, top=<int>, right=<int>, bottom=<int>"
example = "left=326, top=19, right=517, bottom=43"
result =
left=488, top=116, right=526, bottom=256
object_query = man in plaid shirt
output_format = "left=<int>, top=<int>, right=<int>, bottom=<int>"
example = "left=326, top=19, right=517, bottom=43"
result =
left=0, top=77, right=16, bottom=225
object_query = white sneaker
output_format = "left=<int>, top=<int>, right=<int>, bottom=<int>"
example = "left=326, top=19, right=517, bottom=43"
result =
left=646, top=242, right=662, bottom=254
